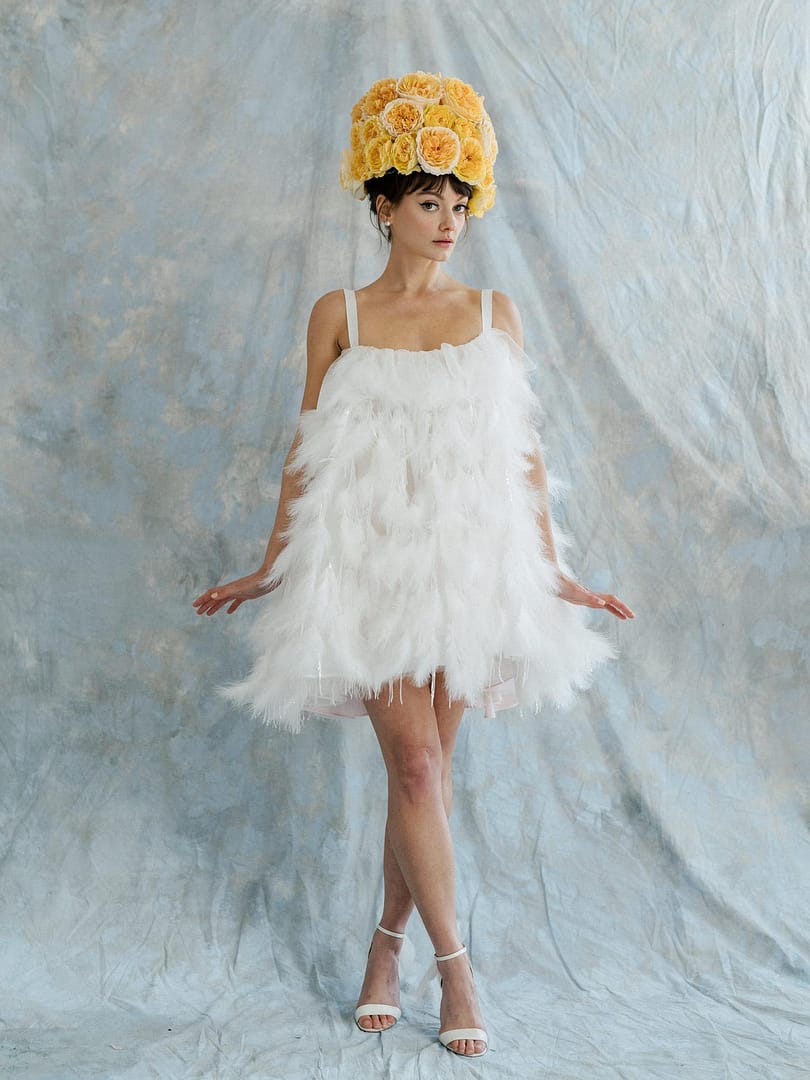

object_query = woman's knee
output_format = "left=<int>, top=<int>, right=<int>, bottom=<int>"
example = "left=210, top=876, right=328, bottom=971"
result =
left=387, top=741, right=444, bottom=803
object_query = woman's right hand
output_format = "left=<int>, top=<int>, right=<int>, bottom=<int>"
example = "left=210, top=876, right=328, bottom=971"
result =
left=191, top=567, right=281, bottom=616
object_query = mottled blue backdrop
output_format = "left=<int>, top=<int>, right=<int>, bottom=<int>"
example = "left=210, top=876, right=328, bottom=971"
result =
left=2, top=1, right=809, bottom=1077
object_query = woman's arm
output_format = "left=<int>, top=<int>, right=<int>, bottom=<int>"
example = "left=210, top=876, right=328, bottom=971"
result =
left=192, top=291, right=344, bottom=616
left=491, top=291, right=634, bottom=621
left=259, top=290, right=345, bottom=574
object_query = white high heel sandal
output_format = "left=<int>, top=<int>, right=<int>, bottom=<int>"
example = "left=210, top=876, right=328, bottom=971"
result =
left=435, top=944, right=488, bottom=1058
left=353, top=924, right=405, bottom=1032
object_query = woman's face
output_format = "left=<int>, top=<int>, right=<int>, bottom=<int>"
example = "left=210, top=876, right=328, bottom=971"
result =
left=385, top=182, right=469, bottom=260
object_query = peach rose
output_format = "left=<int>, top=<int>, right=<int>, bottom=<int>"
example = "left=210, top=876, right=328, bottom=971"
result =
left=392, top=133, right=418, bottom=173
left=350, top=97, right=365, bottom=123
left=416, top=126, right=461, bottom=175
left=395, top=70, right=443, bottom=105
left=454, top=137, right=487, bottom=185
left=441, top=77, right=485, bottom=123
left=363, top=78, right=398, bottom=116
left=365, top=135, right=394, bottom=176
left=380, top=98, right=423, bottom=136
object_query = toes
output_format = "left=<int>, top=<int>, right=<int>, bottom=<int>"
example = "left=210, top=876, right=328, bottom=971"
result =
left=448, top=1038, right=486, bottom=1056
left=358, top=1012, right=396, bottom=1031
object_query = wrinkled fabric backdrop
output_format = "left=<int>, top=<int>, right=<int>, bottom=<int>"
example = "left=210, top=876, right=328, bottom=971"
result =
left=3, top=1, right=809, bottom=1077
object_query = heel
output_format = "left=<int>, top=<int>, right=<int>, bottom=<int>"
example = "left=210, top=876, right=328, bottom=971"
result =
left=353, top=923, right=405, bottom=1033
left=435, top=944, right=488, bottom=1058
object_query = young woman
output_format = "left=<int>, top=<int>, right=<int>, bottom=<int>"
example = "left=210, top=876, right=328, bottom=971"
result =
left=192, top=71, right=634, bottom=1059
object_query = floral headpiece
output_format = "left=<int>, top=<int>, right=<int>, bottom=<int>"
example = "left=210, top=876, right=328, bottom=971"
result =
left=339, top=70, right=498, bottom=218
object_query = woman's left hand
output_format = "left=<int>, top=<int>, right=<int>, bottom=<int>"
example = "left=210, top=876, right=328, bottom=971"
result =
left=555, top=572, right=635, bottom=620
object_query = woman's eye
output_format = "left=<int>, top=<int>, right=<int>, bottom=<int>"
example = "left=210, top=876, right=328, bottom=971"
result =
left=420, top=201, right=469, bottom=212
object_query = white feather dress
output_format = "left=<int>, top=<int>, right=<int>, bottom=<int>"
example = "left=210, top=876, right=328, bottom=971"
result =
left=216, top=288, right=617, bottom=731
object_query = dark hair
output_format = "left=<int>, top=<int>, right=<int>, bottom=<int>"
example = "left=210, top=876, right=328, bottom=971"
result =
left=365, top=168, right=473, bottom=245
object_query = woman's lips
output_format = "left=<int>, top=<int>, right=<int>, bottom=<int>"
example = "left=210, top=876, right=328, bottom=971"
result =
left=434, top=240, right=454, bottom=245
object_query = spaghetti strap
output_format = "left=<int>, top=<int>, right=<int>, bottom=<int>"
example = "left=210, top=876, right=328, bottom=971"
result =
left=343, top=288, right=359, bottom=349
left=480, top=288, right=493, bottom=333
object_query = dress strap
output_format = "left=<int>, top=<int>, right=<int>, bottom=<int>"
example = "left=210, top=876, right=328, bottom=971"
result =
left=480, top=288, right=493, bottom=333
left=343, top=288, right=359, bottom=349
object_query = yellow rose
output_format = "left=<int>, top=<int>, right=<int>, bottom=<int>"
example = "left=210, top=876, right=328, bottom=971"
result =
left=416, top=126, right=461, bottom=175
left=479, top=112, right=498, bottom=162
left=423, top=104, right=456, bottom=128
left=351, top=146, right=372, bottom=182
left=363, top=78, right=398, bottom=116
left=380, top=98, right=423, bottom=136
left=468, top=181, right=496, bottom=218
left=482, top=160, right=494, bottom=187
left=339, top=148, right=367, bottom=199
left=365, top=135, right=394, bottom=176
left=450, top=115, right=478, bottom=140
left=441, top=77, right=485, bottom=123
left=454, top=137, right=486, bottom=185
left=392, top=133, right=418, bottom=173
left=349, top=120, right=365, bottom=152
left=350, top=98, right=365, bottom=123
left=395, top=70, right=443, bottom=104
left=362, top=116, right=387, bottom=143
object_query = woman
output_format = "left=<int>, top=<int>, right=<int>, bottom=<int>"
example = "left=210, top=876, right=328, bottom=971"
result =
left=192, top=71, right=634, bottom=1058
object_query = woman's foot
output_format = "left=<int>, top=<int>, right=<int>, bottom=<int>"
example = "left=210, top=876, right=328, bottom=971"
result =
left=355, top=926, right=403, bottom=1031
left=437, top=951, right=487, bottom=1056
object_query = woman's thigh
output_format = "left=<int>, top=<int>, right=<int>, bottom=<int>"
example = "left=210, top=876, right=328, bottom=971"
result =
left=432, top=669, right=468, bottom=752
left=363, top=671, right=467, bottom=764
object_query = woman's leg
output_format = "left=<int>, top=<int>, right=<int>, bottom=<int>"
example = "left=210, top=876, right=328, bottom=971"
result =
left=378, top=671, right=467, bottom=932
left=356, top=672, right=466, bottom=1031
left=355, top=672, right=485, bottom=1055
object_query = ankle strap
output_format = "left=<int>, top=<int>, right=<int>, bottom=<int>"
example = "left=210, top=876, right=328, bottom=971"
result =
left=376, top=923, right=405, bottom=939
left=434, top=943, right=467, bottom=962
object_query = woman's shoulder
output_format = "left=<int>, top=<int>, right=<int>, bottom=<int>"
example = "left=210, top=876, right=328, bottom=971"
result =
left=306, top=289, right=350, bottom=344
left=490, top=289, right=523, bottom=347
left=309, top=288, right=349, bottom=319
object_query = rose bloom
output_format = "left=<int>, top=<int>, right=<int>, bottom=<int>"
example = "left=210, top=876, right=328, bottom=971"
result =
left=391, top=133, right=418, bottom=173
left=363, top=78, right=398, bottom=116
left=423, top=104, right=457, bottom=128
left=362, top=116, right=387, bottom=143
left=350, top=146, right=372, bottom=182
left=339, top=148, right=366, bottom=198
left=365, top=134, right=394, bottom=176
left=454, top=137, right=487, bottom=185
left=450, top=114, right=479, bottom=141
left=468, top=181, right=496, bottom=218
left=416, top=126, right=461, bottom=174
left=380, top=99, right=423, bottom=137
left=396, top=70, right=443, bottom=104
left=442, top=77, right=485, bottom=123
left=350, top=120, right=364, bottom=152
left=479, top=113, right=498, bottom=162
